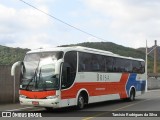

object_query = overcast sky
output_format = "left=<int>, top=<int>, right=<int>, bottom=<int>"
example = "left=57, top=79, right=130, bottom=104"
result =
left=0, top=0, right=160, bottom=49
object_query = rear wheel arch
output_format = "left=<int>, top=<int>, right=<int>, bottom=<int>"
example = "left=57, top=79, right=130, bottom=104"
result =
left=129, top=86, right=136, bottom=96
left=128, top=86, right=136, bottom=101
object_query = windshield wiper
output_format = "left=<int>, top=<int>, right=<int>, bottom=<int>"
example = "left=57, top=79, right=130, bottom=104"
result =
left=23, top=79, right=34, bottom=90
left=38, top=68, right=45, bottom=90
left=25, top=69, right=37, bottom=90
left=28, top=54, right=41, bottom=90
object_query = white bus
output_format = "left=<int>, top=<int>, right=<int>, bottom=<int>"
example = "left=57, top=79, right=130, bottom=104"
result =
left=11, top=46, right=146, bottom=110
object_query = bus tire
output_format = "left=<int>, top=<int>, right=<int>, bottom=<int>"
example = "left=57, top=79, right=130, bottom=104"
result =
left=128, top=88, right=135, bottom=101
left=77, top=94, right=85, bottom=110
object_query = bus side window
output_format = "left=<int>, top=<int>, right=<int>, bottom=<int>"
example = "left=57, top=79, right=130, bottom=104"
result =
left=132, top=61, right=140, bottom=73
left=105, top=56, right=113, bottom=72
left=79, top=52, right=92, bottom=72
left=61, top=51, right=77, bottom=89
left=79, top=52, right=105, bottom=72
left=132, top=61, right=145, bottom=74
left=124, top=60, right=132, bottom=73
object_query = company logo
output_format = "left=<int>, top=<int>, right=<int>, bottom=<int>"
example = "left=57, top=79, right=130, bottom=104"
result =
left=2, top=112, right=11, bottom=117
left=1, top=112, right=42, bottom=118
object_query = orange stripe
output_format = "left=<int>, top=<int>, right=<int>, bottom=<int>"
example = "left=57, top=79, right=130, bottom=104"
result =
left=20, top=74, right=129, bottom=99
left=61, top=73, right=129, bottom=99
left=119, top=73, right=129, bottom=98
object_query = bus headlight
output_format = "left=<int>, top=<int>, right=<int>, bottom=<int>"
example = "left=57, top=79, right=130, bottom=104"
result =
left=46, top=95, right=59, bottom=99
left=20, top=95, right=27, bottom=98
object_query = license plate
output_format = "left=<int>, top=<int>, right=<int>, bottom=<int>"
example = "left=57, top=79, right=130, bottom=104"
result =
left=32, top=101, right=39, bottom=106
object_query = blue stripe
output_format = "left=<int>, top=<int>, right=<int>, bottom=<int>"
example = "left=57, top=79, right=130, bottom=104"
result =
left=126, top=73, right=146, bottom=96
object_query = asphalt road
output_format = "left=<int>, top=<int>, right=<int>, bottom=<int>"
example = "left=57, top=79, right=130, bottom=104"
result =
left=1, top=90, right=160, bottom=120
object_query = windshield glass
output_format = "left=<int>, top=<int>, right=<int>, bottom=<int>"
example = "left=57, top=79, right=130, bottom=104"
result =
left=20, top=51, right=63, bottom=91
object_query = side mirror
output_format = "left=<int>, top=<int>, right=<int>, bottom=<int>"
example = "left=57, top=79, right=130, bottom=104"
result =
left=11, top=61, right=22, bottom=76
left=55, top=59, right=63, bottom=74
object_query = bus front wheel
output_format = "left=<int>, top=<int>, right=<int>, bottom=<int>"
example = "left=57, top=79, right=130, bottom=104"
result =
left=77, top=94, right=85, bottom=110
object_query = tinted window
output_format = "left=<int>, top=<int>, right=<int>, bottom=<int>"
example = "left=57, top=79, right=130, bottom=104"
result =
left=113, top=58, right=125, bottom=72
left=78, top=52, right=144, bottom=74
left=132, top=60, right=145, bottom=73
left=105, top=57, right=113, bottom=72
left=92, top=54, right=105, bottom=71
left=78, top=52, right=92, bottom=72
left=124, top=60, right=132, bottom=72
left=78, top=52, right=105, bottom=72
left=61, top=51, right=77, bottom=89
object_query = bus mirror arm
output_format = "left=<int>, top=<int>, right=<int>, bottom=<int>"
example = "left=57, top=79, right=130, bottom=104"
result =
left=11, top=61, right=22, bottom=76
left=55, top=59, right=63, bottom=75
left=11, top=61, right=22, bottom=103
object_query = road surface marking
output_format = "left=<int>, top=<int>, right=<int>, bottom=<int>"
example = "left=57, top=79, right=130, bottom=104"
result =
left=6, top=107, right=34, bottom=111
left=82, top=98, right=153, bottom=120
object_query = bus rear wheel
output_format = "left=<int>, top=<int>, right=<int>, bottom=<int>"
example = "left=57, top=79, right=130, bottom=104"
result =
left=128, top=89, right=135, bottom=101
left=77, top=94, right=85, bottom=110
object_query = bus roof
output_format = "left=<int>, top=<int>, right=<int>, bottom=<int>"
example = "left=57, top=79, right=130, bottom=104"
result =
left=27, top=46, right=144, bottom=61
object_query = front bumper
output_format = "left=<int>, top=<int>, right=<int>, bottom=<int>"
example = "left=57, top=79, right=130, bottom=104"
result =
left=19, top=97, right=60, bottom=108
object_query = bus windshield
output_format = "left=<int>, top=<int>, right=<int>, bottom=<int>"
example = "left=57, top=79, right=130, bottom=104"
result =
left=20, top=51, right=63, bottom=91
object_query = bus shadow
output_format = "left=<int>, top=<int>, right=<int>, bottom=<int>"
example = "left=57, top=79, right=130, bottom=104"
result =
left=84, top=98, right=144, bottom=110
left=40, top=98, right=145, bottom=113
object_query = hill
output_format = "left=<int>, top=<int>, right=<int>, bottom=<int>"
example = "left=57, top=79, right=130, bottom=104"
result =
left=138, top=46, right=160, bottom=60
left=61, top=42, right=156, bottom=73
left=61, top=42, right=146, bottom=59
left=0, top=42, right=157, bottom=72
left=0, top=45, right=29, bottom=65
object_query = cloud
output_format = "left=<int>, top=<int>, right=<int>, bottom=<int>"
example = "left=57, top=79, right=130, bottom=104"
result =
left=86, top=37, right=102, bottom=42
left=0, top=2, right=54, bottom=49
left=34, top=0, right=56, bottom=5
left=18, top=7, right=50, bottom=29
left=0, top=3, right=50, bottom=30
left=0, top=4, right=16, bottom=33
left=1, top=0, right=160, bottom=49
left=82, top=0, right=160, bottom=48
left=0, top=4, right=15, bottom=20
left=6, top=33, right=55, bottom=49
